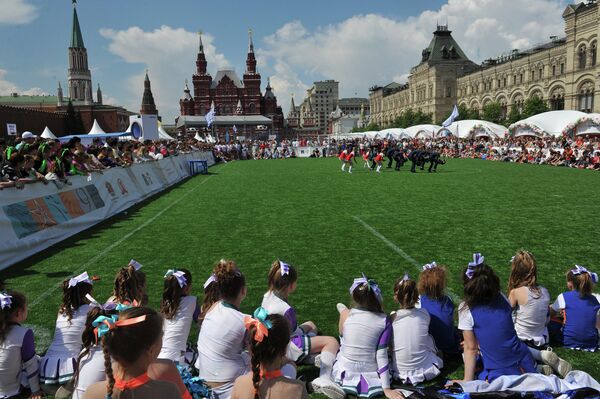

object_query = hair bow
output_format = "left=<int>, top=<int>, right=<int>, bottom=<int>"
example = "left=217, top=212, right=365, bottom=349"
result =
left=466, top=253, right=485, bottom=279
left=115, top=300, right=139, bottom=312
left=244, top=307, right=272, bottom=343
left=400, top=272, right=410, bottom=283
left=92, top=314, right=147, bottom=342
left=86, top=294, right=117, bottom=311
left=571, top=265, right=599, bottom=284
left=349, top=273, right=383, bottom=303
left=165, top=269, right=187, bottom=288
left=279, top=261, right=290, bottom=276
left=68, top=271, right=92, bottom=288
left=422, top=261, right=437, bottom=271
left=0, top=293, right=12, bottom=310
left=203, top=274, right=217, bottom=289
left=128, top=259, right=143, bottom=271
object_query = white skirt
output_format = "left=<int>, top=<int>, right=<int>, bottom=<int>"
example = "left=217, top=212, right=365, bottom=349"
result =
left=40, top=354, right=77, bottom=384
left=392, top=362, right=442, bottom=385
left=332, top=355, right=384, bottom=399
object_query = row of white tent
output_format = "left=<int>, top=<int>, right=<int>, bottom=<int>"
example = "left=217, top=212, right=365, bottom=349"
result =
left=337, top=111, right=600, bottom=140
left=36, top=119, right=176, bottom=142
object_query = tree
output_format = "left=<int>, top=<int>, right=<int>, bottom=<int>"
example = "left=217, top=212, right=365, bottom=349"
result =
left=481, top=101, right=504, bottom=124
left=522, top=95, right=549, bottom=118
left=507, top=105, right=522, bottom=125
left=65, top=100, right=84, bottom=135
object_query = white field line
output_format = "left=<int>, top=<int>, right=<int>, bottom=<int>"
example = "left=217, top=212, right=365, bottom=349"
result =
left=30, top=172, right=217, bottom=308
left=352, top=215, right=459, bottom=301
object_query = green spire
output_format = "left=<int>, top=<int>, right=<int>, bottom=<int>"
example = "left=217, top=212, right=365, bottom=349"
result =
left=71, top=2, right=85, bottom=48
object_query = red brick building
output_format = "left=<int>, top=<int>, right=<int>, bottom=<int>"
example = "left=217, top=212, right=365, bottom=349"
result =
left=177, top=32, right=284, bottom=138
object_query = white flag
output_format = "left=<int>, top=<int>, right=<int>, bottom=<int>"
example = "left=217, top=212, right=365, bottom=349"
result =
left=205, top=103, right=216, bottom=128
left=442, top=104, right=459, bottom=127
left=233, top=124, right=238, bottom=133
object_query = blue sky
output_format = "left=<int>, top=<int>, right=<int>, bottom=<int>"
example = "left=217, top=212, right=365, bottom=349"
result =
left=0, top=0, right=573, bottom=122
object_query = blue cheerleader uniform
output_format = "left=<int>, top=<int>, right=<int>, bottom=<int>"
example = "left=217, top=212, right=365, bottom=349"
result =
left=419, top=294, right=460, bottom=355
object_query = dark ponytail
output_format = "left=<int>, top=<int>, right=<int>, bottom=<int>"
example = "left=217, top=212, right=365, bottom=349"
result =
left=0, top=291, right=26, bottom=344
left=60, top=279, right=93, bottom=323
left=113, top=265, right=145, bottom=304
left=462, top=264, right=500, bottom=309
left=161, top=268, right=192, bottom=320
left=567, top=269, right=594, bottom=297
left=247, top=314, right=290, bottom=399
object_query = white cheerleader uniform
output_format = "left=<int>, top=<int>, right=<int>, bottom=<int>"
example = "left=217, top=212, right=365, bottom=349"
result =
left=71, top=345, right=104, bottom=399
left=513, top=286, right=551, bottom=346
left=261, top=291, right=310, bottom=362
left=332, top=309, right=391, bottom=398
left=0, top=324, right=40, bottom=398
left=390, top=308, right=443, bottom=385
left=40, top=304, right=91, bottom=385
left=158, top=295, right=199, bottom=365
left=196, top=301, right=249, bottom=399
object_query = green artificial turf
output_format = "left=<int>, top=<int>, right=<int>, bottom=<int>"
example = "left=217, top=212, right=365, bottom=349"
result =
left=3, top=157, right=600, bottom=398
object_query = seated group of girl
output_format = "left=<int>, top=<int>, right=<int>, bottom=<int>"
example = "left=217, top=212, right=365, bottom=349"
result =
left=0, top=250, right=597, bottom=399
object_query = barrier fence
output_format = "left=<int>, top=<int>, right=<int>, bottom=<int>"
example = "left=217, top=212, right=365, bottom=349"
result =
left=0, top=151, right=215, bottom=270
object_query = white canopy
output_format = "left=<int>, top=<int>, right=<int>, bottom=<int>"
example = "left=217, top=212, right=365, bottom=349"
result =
left=509, top=110, right=587, bottom=137
left=437, top=120, right=508, bottom=139
left=404, top=124, right=441, bottom=138
left=378, top=128, right=410, bottom=139
left=40, top=126, right=57, bottom=140
left=88, top=119, right=106, bottom=135
left=158, top=125, right=175, bottom=141
left=569, top=113, right=600, bottom=136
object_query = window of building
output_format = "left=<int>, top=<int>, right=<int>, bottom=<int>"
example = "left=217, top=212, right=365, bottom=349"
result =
left=520, top=74, right=524, bottom=84
left=539, top=67, right=543, bottom=79
left=552, top=65, right=556, bottom=76
left=592, top=42, right=597, bottom=67
left=531, top=70, right=535, bottom=80
left=503, top=77, right=507, bottom=87
left=513, top=75, right=517, bottom=85
left=579, top=46, right=587, bottom=69
left=560, top=63, right=565, bottom=74
left=578, top=89, right=594, bottom=113
left=550, top=96, right=564, bottom=111
left=446, top=87, right=452, bottom=97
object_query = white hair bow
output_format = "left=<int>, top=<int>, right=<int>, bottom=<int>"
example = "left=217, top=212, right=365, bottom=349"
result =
left=68, top=271, right=92, bottom=288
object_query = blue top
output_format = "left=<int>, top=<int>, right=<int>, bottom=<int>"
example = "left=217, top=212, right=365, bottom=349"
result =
left=562, top=290, right=600, bottom=350
left=469, top=294, right=536, bottom=381
left=420, top=294, right=459, bottom=354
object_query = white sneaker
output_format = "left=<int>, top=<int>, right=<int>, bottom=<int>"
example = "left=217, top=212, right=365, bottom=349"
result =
left=536, top=364, right=553, bottom=375
left=541, top=349, right=572, bottom=378
left=310, top=377, right=346, bottom=399
left=336, top=303, right=348, bottom=314
left=313, top=354, right=322, bottom=368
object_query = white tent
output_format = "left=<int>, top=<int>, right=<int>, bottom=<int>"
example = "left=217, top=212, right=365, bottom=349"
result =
left=87, top=119, right=106, bottom=135
left=158, top=125, right=175, bottom=141
left=405, top=124, right=441, bottom=138
left=378, top=128, right=410, bottom=139
left=568, top=113, right=600, bottom=136
left=509, top=110, right=587, bottom=137
left=40, top=126, right=57, bottom=140
left=437, top=120, right=508, bottom=139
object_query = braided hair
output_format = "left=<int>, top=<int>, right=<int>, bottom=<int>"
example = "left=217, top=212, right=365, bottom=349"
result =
left=100, top=307, right=163, bottom=398
left=113, top=264, right=146, bottom=304
left=248, top=314, right=290, bottom=399
left=59, top=279, right=93, bottom=323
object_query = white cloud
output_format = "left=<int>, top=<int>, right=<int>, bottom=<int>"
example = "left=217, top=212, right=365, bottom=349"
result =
left=0, top=0, right=38, bottom=25
left=99, top=25, right=230, bottom=121
left=0, top=69, right=48, bottom=96
left=259, top=0, right=567, bottom=114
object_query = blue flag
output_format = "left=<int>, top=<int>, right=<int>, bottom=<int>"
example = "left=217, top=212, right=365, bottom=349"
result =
left=442, top=104, right=459, bottom=127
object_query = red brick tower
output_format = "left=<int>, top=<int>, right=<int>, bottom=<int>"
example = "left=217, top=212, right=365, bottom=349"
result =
left=242, top=29, right=262, bottom=115
left=192, top=32, right=212, bottom=115
left=179, top=80, right=195, bottom=115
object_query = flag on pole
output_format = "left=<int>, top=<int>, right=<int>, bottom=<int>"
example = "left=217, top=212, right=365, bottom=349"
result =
left=205, top=102, right=216, bottom=128
left=232, top=125, right=238, bottom=134
left=442, top=104, right=459, bottom=127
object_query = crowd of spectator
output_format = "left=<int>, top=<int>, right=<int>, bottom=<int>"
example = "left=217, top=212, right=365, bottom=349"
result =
left=0, top=132, right=211, bottom=190
left=3, top=132, right=599, bottom=191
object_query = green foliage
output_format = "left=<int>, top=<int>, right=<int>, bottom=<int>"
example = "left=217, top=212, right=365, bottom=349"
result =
left=392, top=108, right=432, bottom=128
left=352, top=122, right=380, bottom=132
left=481, top=101, right=504, bottom=125
left=6, top=159, right=600, bottom=395
left=507, top=105, right=522, bottom=125
left=522, top=95, right=549, bottom=118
